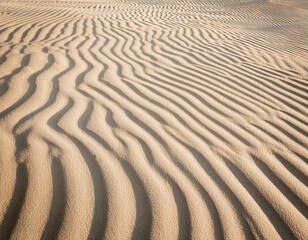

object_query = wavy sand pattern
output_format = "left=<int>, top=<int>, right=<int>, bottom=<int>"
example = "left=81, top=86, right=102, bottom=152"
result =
left=0, top=0, right=307, bottom=239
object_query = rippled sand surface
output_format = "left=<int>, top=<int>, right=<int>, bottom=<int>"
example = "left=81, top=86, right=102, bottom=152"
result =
left=0, top=0, right=307, bottom=239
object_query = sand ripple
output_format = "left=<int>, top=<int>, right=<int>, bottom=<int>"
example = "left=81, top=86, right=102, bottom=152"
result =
left=0, top=0, right=307, bottom=239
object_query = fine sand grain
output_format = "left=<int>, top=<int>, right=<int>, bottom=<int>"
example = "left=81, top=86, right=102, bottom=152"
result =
left=0, top=0, right=307, bottom=239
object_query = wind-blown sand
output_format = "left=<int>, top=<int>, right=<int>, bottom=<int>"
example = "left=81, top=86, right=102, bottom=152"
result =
left=0, top=0, right=307, bottom=239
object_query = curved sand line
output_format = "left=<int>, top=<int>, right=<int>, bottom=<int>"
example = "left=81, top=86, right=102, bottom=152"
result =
left=0, top=0, right=307, bottom=239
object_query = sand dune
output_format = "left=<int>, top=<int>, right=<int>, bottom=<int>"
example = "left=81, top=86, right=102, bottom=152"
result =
left=0, top=0, right=307, bottom=239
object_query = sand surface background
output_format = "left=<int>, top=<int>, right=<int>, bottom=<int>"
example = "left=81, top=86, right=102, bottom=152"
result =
left=0, top=0, right=307, bottom=239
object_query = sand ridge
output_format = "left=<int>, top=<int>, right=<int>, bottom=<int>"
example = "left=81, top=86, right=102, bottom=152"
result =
left=0, top=0, right=307, bottom=239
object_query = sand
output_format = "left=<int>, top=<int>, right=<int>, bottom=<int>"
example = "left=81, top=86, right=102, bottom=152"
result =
left=0, top=0, right=307, bottom=239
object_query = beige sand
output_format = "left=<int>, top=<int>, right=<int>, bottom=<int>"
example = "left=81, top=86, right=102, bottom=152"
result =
left=0, top=0, right=307, bottom=239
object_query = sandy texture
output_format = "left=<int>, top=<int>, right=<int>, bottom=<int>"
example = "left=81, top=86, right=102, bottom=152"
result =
left=0, top=0, right=307, bottom=239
